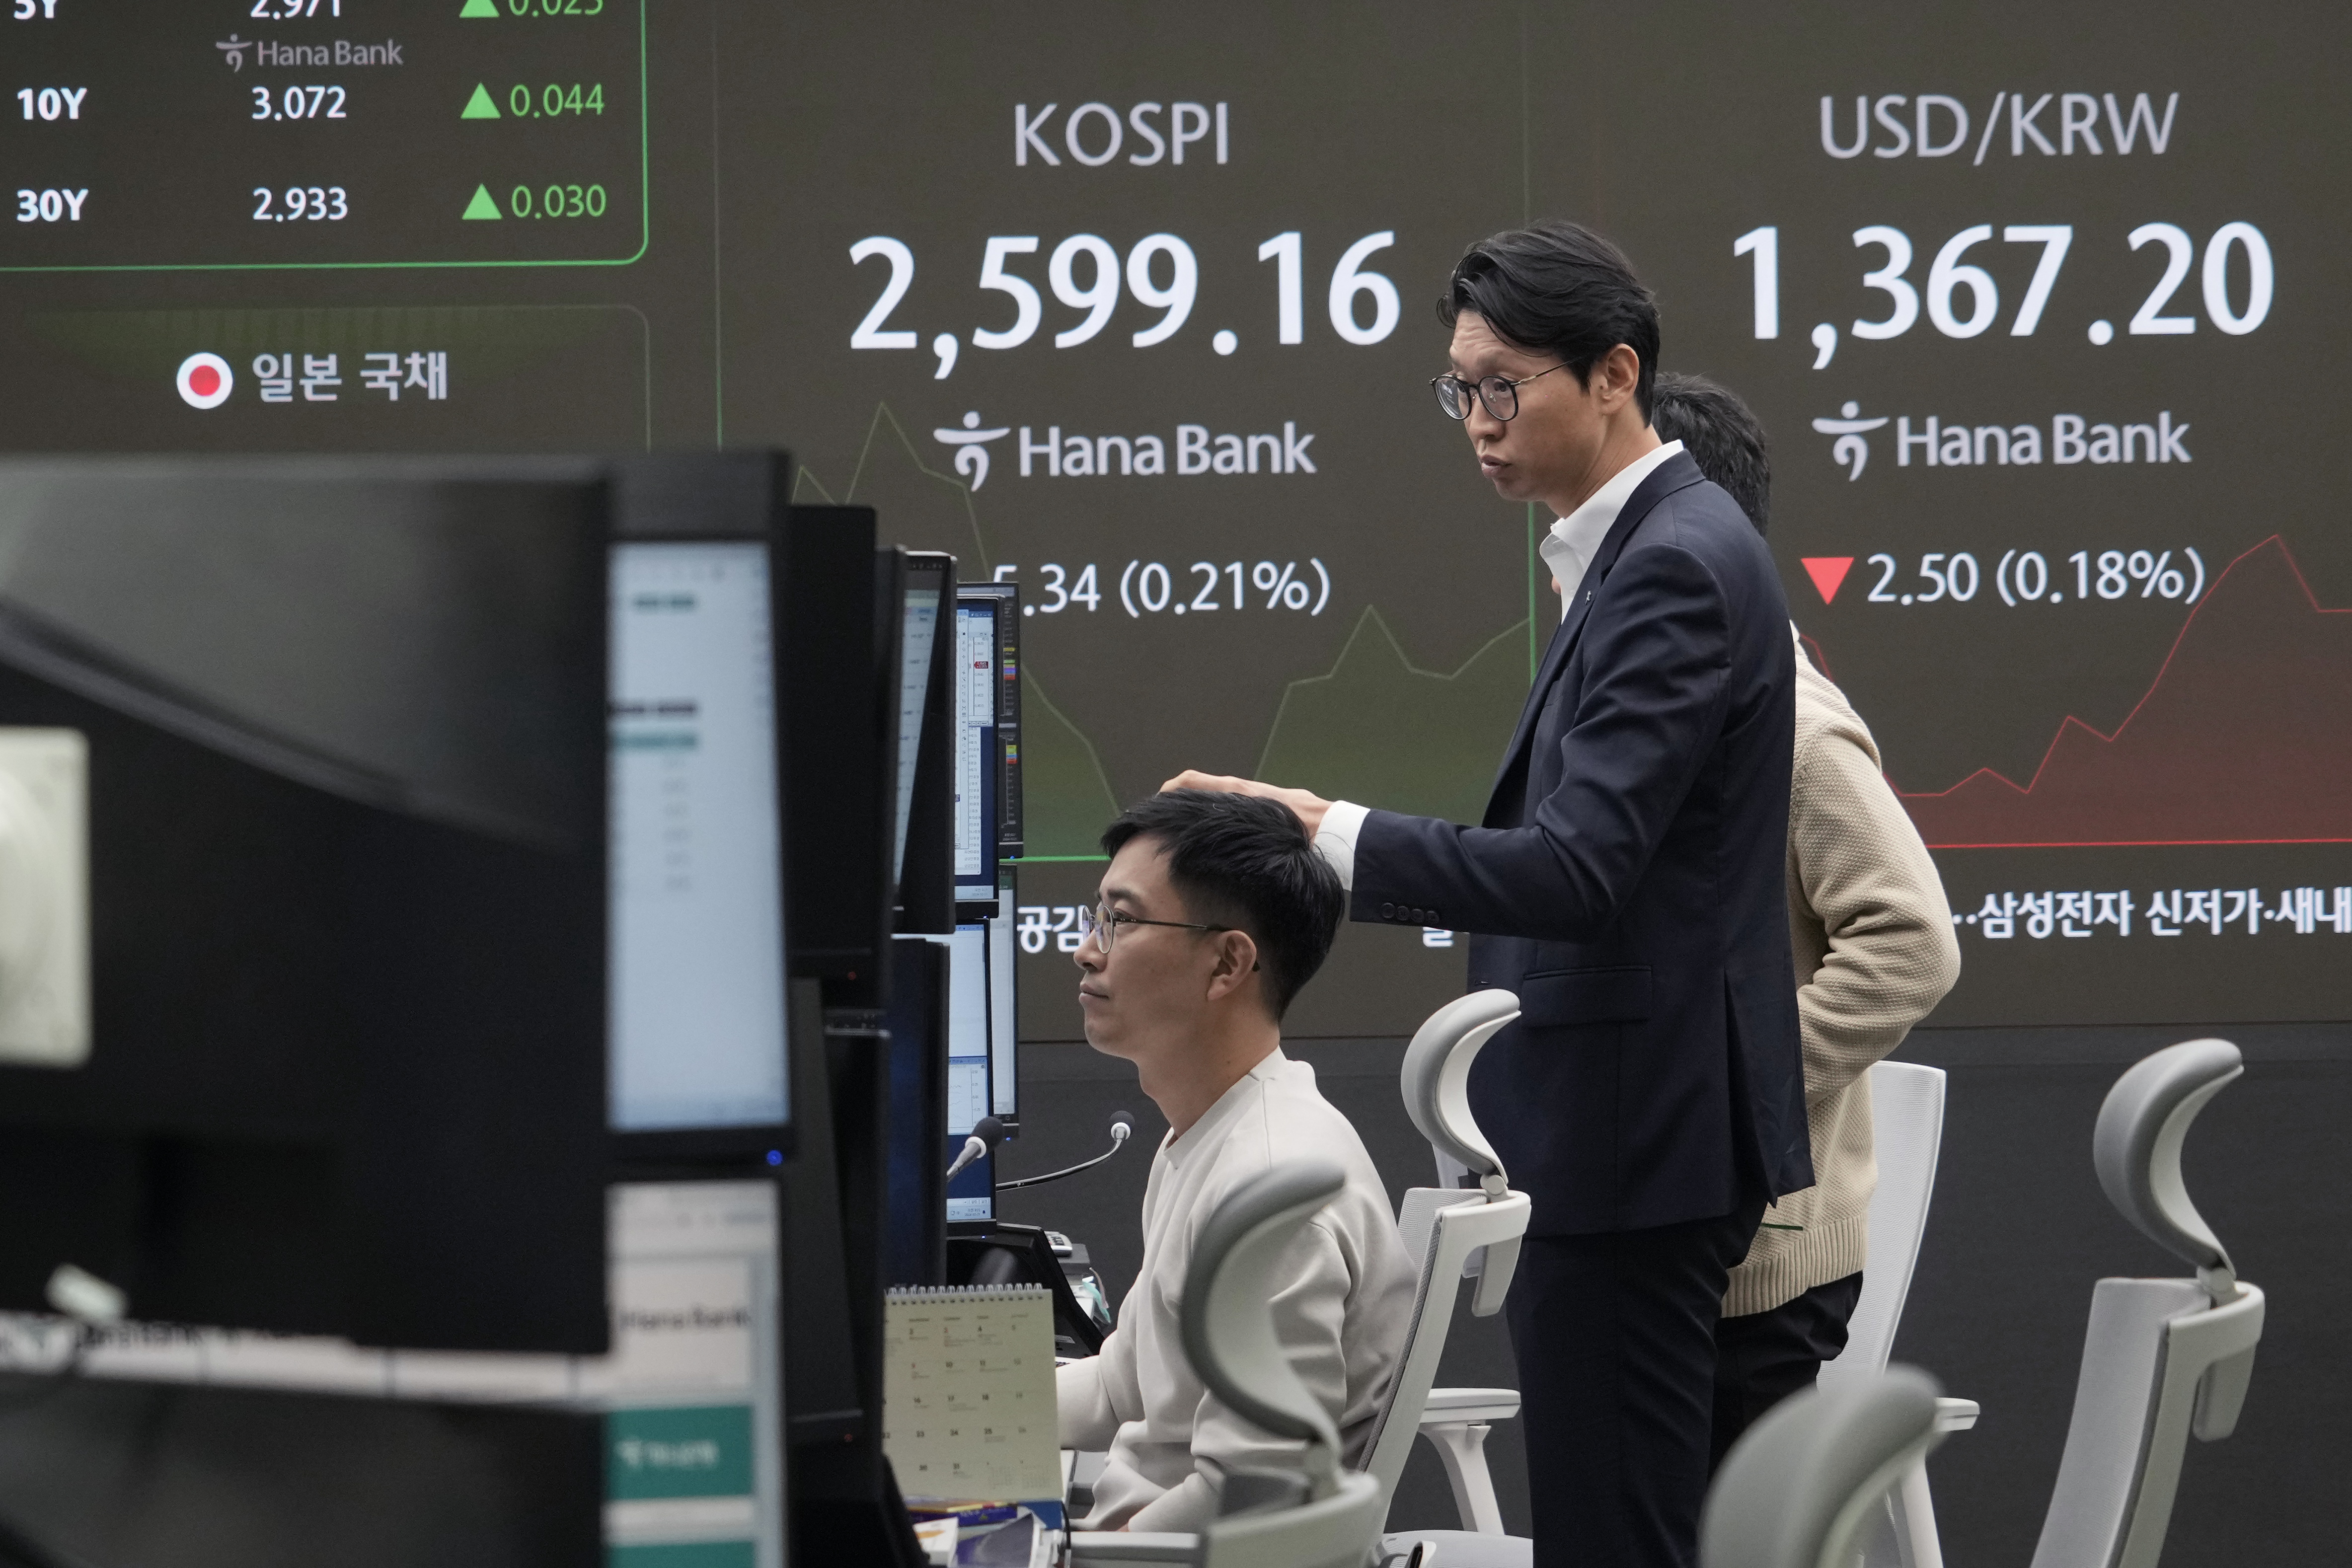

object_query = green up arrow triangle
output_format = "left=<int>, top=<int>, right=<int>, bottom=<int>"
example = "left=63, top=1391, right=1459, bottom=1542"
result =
left=459, top=0, right=500, bottom=17
left=461, top=184, right=503, bottom=220
left=460, top=83, right=501, bottom=119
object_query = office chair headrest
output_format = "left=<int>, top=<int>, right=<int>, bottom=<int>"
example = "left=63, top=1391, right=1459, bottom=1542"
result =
left=2094, top=1037, right=2244, bottom=1299
left=1702, top=1366, right=1944, bottom=1568
left=1401, top=990, right=1519, bottom=1194
left=1180, top=1158, right=1348, bottom=1494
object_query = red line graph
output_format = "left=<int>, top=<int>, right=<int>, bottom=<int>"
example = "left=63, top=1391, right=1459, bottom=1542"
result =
left=1895, top=536, right=2352, bottom=848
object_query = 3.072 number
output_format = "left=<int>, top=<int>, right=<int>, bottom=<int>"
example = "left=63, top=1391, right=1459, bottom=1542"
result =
left=252, top=85, right=346, bottom=121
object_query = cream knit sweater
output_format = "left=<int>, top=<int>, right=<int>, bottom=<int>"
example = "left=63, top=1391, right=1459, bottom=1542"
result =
left=1723, top=631, right=1961, bottom=1318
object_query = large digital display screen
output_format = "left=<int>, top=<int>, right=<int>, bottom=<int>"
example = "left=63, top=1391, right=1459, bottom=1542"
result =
left=8, top=1, right=2344, bottom=1032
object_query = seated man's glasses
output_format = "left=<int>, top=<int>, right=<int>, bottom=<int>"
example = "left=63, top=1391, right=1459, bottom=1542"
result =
left=1075, top=902, right=1235, bottom=954
left=1431, top=362, right=1570, bottom=422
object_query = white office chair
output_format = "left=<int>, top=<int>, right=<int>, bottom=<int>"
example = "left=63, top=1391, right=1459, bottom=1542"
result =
left=2022, top=1037, right=2264, bottom=1568
left=1413, top=1058, right=1970, bottom=1555
left=1816, top=1062, right=1978, bottom=1568
left=1359, top=993, right=1533, bottom=1519
left=1823, top=1039, right=2268, bottom=1568
left=1703, top=1366, right=1949, bottom=1568
left=1067, top=1159, right=1387, bottom=1568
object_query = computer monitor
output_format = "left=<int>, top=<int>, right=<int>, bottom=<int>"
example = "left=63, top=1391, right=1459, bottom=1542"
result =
left=0, top=456, right=610, bottom=1352
left=882, top=937, right=948, bottom=1288
left=892, top=553, right=955, bottom=936
left=989, top=883, right=1020, bottom=1126
left=608, top=539, right=790, bottom=1143
left=952, top=584, right=1022, bottom=914
left=777, top=508, right=892, bottom=1009
left=0, top=1179, right=786, bottom=1568
left=941, top=922, right=995, bottom=1222
left=893, top=552, right=950, bottom=882
left=0, top=1374, right=603, bottom=1568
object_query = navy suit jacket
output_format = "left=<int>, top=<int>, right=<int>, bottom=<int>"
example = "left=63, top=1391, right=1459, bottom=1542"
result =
left=1353, top=451, right=1810, bottom=1235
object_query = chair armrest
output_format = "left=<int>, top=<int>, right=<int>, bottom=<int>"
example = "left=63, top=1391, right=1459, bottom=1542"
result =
left=1067, top=1530, right=1201, bottom=1564
left=1933, top=1396, right=1980, bottom=1433
left=1420, top=1386, right=1521, bottom=1425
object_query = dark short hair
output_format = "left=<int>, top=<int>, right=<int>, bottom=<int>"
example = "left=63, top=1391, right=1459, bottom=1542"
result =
left=1099, top=790, right=1343, bottom=1020
left=1651, top=372, right=1772, bottom=536
left=1438, top=220, right=1661, bottom=420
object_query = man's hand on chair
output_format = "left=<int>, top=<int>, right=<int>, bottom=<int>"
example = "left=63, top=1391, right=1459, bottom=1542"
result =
left=1160, top=771, right=1332, bottom=838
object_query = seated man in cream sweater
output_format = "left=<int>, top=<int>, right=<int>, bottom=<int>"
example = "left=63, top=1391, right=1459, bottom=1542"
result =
left=1057, top=790, right=1416, bottom=1533
left=1648, top=373, right=1963, bottom=1466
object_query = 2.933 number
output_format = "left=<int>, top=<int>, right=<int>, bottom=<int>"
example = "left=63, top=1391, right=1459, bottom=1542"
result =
left=252, top=185, right=348, bottom=221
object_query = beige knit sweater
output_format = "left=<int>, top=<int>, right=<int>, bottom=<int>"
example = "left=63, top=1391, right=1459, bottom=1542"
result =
left=1723, top=631, right=1961, bottom=1317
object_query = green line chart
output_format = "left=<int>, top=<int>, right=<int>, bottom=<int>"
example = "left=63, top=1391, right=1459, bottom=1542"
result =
left=797, top=404, right=1530, bottom=856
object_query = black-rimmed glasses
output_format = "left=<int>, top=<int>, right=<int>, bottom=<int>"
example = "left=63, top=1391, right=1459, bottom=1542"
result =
left=1075, top=902, right=1234, bottom=953
left=1431, top=362, right=1570, bottom=422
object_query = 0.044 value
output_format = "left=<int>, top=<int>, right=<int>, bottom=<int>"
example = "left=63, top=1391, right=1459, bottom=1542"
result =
left=1838, top=547, right=2205, bottom=606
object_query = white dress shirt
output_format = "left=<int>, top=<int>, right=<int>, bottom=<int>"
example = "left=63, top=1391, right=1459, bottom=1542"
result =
left=1539, top=439, right=1683, bottom=617
left=1055, top=1050, right=1416, bottom=1532
left=1314, top=440, right=1684, bottom=890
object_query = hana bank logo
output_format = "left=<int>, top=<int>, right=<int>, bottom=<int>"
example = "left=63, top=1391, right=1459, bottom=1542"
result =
left=1812, top=401, right=1890, bottom=481
left=216, top=34, right=253, bottom=71
left=933, top=411, right=1011, bottom=490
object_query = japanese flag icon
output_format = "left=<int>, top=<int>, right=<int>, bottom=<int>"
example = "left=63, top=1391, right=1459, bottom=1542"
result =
left=175, top=352, right=234, bottom=410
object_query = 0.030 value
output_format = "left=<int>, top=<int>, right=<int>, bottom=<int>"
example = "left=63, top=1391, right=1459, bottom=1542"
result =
left=1849, top=547, right=2205, bottom=606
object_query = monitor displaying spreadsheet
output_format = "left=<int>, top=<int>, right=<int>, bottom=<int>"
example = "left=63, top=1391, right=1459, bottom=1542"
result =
left=609, top=542, right=790, bottom=1133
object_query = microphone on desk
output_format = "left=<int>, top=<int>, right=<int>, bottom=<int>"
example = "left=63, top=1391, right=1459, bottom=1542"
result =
left=945, top=1115, right=1006, bottom=1181
left=996, top=1110, right=1136, bottom=1191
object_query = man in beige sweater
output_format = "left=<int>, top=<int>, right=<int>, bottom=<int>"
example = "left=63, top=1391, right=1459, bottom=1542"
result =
left=1649, top=374, right=1962, bottom=1466
left=1056, top=790, right=1416, bottom=1530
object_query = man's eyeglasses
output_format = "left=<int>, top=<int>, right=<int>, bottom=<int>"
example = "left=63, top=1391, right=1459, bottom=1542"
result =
left=1431, top=362, right=1570, bottom=423
left=1075, top=902, right=1235, bottom=953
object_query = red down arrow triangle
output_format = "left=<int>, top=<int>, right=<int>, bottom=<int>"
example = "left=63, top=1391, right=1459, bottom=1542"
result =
left=1801, top=557, right=1855, bottom=604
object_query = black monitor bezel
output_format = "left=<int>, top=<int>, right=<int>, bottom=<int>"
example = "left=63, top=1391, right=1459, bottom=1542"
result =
left=892, top=552, right=957, bottom=936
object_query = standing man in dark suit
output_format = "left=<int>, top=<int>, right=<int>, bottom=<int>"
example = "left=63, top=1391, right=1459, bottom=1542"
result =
left=1167, top=221, right=1810, bottom=1568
